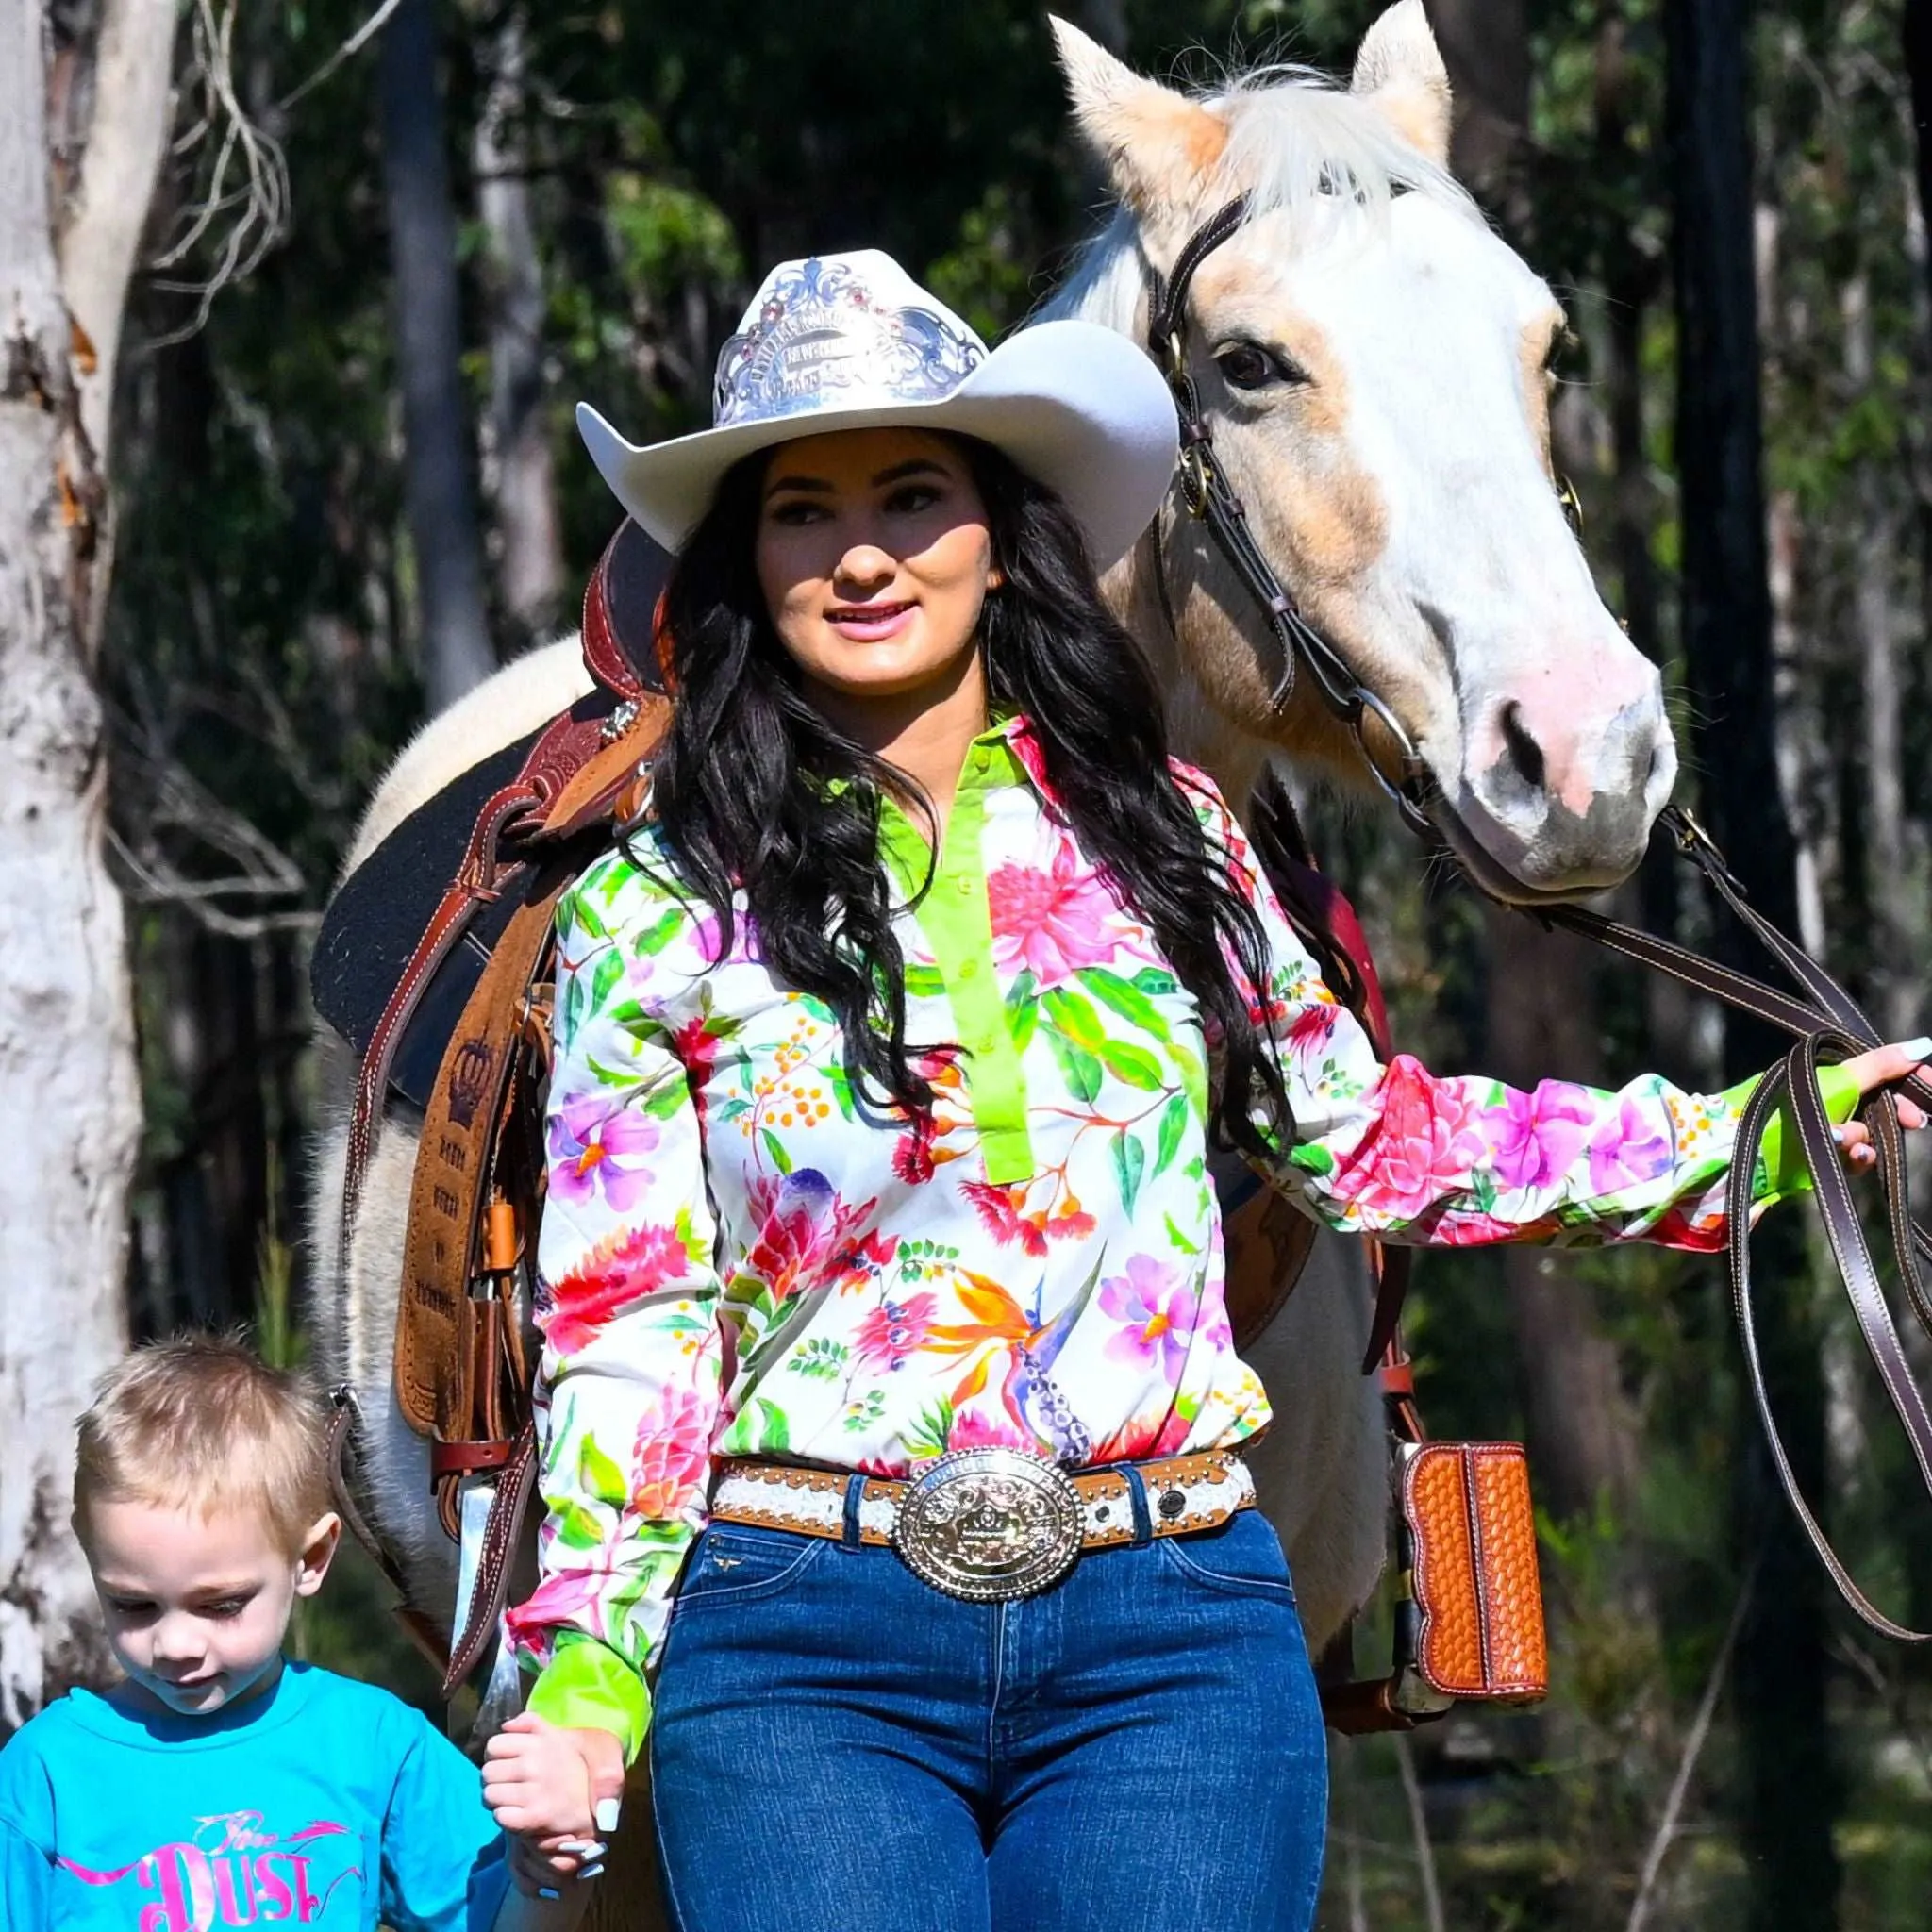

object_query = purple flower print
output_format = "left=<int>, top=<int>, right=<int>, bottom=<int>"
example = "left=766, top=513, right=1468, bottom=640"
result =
left=1098, top=1254, right=1198, bottom=1385
left=1487, top=1082, right=1595, bottom=1191
left=547, top=1096, right=660, bottom=1212
left=1585, top=1091, right=1674, bottom=1196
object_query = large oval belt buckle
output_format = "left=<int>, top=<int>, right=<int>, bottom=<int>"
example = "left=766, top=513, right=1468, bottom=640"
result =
left=892, top=1449, right=1084, bottom=1603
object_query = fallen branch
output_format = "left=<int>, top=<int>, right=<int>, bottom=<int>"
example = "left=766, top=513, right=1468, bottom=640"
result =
left=1394, top=1731, right=1445, bottom=1932
left=1624, top=1558, right=1758, bottom=1932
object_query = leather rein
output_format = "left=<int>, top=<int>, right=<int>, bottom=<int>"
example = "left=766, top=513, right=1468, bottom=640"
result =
left=1148, top=195, right=1932, bottom=1643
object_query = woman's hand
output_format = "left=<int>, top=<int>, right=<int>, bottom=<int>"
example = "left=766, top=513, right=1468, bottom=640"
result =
left=484, top=1713, right=628, bottom=1894
left=1828, top=1038, right=1931, bottom=1172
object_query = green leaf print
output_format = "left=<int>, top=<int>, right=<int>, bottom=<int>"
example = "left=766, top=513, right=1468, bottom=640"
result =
left=1111, top=1129, right=1146, bottom=1214
left=634, top=908, right=687, bottom=957
left=761, top=1127, right=793, bottom=1174
left=1291, top=1141, right=1335, bottom=1177
left=1130, top=967, right=1180, bottom=998
left=641, top=1075, right=690, bottom=1119
left=1041, top=985, right=1107, bottom=1054
left=1165, top=1211, right=1202, bottom=1257
left=1046, top=1029, right=1104, bottom=1105
left=825, top=1066, right=857, bottom=1122
left=1006, top=971, right=1039, bottom=1053
left=1099, top=1038, right=1165, bottom=1091
left=569, top=891, right=610, bottom=941
left=589, top=943, right=625, bottom=1015
left=577, top=1437, right=627, bottom=1507
left=756, top=1399, right=791, bottom=1453
left=555, top=1500, right=605, bottom=1551
left=1155, top=1091, right=1190, bottom=1176
left=1078, top=965, right=1173, bottom=1042
left=788, top=1338, right=850, bottom=1381
left=904, top=1396, right=956, bottom=1460
left=904, top=964, right=946, bottom=999
left=558, top=968, right=586, bottom=1049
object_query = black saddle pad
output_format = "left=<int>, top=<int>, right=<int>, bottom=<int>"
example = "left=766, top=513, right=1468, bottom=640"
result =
left=310, top=691, right=618, bottom=1109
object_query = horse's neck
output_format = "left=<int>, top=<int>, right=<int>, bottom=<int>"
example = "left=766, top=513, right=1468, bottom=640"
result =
left=1102, top=533, right=1274, bottom=811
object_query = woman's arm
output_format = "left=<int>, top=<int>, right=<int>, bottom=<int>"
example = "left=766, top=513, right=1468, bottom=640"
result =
left=1198, top=783, right=1874, bottom=1251
left=504, top=855, right=726, bottom=1755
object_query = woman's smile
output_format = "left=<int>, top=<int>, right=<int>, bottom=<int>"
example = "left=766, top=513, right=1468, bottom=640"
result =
left=824, top=597, right=918, bottom=643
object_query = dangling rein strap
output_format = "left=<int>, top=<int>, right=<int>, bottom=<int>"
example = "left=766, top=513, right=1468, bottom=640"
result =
left=1552, top=807, right=1932, bottom=1642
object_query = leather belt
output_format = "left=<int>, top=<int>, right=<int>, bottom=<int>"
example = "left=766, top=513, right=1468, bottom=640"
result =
left=711, top=1446, right=1256, bottom=1603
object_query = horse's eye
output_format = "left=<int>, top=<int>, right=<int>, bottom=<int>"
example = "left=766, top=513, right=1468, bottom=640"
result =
left=1214, top=342, right=1300, bottom=391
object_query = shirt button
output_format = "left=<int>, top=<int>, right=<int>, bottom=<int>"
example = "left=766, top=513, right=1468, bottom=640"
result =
left=955, top=876, right=974, bottom=897
left=957, top=959, right=977, bottom=983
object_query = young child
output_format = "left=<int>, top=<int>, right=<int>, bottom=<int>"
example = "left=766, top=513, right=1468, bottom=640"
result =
left=0, top=1334, right=584, bottom=1930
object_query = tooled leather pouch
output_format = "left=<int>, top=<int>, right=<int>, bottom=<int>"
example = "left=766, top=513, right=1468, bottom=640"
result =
left=1394, top=1441, right=1548, bottom=1711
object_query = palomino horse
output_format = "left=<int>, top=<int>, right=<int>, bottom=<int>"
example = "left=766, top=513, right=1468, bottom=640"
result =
left=309, top=5, right=1673, bottom=1915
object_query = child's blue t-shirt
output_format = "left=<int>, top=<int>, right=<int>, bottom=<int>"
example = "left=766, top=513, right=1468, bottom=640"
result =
left=0, top=1660, right=508, bottom=1931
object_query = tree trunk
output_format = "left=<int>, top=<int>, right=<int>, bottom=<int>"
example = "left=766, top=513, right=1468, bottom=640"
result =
left=1483, top=911, right=1643, bottom=1523
left=378, top=0, right=494, bottom=711
left=1666, top=5, right=1839, bottom=1924
left=1424, top=0, right=1530, bottom=216
left=1907, top=0, right=1932, bottom=343
left=0, top=0, right=170, bottom=1725
left=475, top=9, right=563, bottom=651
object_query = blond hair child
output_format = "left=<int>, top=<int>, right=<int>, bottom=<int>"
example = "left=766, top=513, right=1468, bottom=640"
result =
left=0, top=1333, right=584, bottom=1930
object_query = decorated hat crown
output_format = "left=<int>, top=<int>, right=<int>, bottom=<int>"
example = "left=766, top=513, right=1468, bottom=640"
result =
left=711, top=252, right=988, bottom=431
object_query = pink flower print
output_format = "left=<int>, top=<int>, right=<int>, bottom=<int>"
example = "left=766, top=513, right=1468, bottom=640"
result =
left=1099, top=1254, right=1198, bottom=1384
left=548, top=1096, right=660, bottom=1212
left=631, top=1382, right=715, bottom=1521
left=1327, top=1055, right=1491, bottom=1224
left=986, top=845, right=1121, bottom=987
left=946, top=1406, right=1036, bottom=1454
left=962, top=1180, right=1049, bottom=1257
left=542, top=1221, right=696, bottom=1353
left=855, top=1292, right=939, bottom=1372
left=741, top=1170, right=880, bottom=1304
left=1586, top=1091, right=1674, bottom=1197
left=892, top=1108, right=938, bottom=1185
left=1488, top=1082, right=1596, bottom=1192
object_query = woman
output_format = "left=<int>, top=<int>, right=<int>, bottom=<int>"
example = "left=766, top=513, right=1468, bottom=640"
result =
left=482, top=251, right=1925, bottom=1932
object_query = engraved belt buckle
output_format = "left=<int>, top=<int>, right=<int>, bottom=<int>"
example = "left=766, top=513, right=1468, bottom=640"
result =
left=891, top=1449, right=1083, bottom=1603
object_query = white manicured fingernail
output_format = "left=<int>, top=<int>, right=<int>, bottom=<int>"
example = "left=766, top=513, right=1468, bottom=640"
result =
left=580, top=1864, right=606, bottom=1882
left=593, top=1798, right=621, bottom=1834
left=1904, top=1038, right=1932, bottom=1060
left=558, top=1840, right=604, bottom=1857
left=539, top=1888, right=561, bottom=1902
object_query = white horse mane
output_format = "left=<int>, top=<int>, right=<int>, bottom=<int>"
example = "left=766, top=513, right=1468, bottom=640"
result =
left=1042, top=63, right=1481, bottom=334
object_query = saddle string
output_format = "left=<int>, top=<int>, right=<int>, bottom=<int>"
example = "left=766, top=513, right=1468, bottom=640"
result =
left=1148, top=196, right=1932, bottom=1642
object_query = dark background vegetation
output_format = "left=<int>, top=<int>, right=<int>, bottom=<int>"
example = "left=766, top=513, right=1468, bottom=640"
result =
left=105, top=1, right=1932, bottom=1924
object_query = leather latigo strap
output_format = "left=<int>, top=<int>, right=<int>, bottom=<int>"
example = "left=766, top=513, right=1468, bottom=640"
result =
left=710, top=1450, right=1254, bottom=1548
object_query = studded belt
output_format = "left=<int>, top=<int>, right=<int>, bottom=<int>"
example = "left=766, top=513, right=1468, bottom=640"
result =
left=708, top=1446, right=1256, bottom=1604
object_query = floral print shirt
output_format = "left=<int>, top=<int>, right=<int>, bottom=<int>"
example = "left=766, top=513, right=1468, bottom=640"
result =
left=508, top=715, right=1793, bottom=1735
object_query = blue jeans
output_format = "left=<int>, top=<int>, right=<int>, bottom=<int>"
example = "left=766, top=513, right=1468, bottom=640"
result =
left=648, top=1500, right=1328, bottom=1931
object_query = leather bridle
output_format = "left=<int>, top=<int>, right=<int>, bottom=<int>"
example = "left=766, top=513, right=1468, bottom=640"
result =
left=1146, top=193, right=1435, bottom=841
left=1149, top=195, right=1932, bottom=1643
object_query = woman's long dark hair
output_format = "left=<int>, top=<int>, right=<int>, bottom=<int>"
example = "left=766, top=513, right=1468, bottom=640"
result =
left=642, top=435, right=1293, bottom=1160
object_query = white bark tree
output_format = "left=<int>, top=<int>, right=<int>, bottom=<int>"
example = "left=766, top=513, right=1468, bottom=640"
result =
left=0, top=0, right=177, bottom=1727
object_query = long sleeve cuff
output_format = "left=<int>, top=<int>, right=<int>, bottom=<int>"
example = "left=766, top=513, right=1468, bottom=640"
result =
left=524, top=1634, right=651, bottom=1764
left=1730, top=1062, right=1863, bottom=1206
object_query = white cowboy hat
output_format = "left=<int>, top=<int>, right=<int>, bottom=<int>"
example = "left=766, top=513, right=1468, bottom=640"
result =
left=575, top=249, right=1177, bottom=569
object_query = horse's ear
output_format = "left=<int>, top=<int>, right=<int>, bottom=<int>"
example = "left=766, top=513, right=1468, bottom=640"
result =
left=1050, top=15, right=1227, bottom=221
left=1350, top=0, right=1452, bottom=170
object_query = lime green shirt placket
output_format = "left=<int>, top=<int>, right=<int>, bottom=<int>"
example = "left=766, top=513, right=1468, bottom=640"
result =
left=877, top=728, right=1037, bottom=1187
